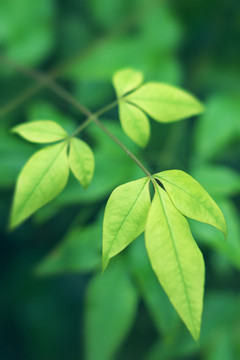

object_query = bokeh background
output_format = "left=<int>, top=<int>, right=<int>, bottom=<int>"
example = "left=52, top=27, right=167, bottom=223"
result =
left=1, top=0, right=240, bottom=359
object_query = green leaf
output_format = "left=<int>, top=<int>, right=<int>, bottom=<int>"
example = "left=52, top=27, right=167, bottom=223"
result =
left=119, top=100, right=150, bottom=147
left=12, top=120, right=68, bottom=143
left=145, top=183, right=205, bottom=340
left=126, top=82, right=204, bottom=122
left=36, top=223, right=101, bottom=275
left=191, top=164, right=240, bottom=198
left=113, top=68, right=143, bottom=97
left=128, top=236, right=179, bottom=335
left=102, top=177, right=151, bottom=271
left=155, top=170, right=227, bottom=238
left=69, top=137, right=94, bottom=188
left=10, top=142, right=69, bottom=229
left=85, top=259, right=138, bottom=360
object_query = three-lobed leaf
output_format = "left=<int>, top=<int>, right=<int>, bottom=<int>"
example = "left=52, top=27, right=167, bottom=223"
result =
left=145, top=183, right=205, bottom=340
left=69, top=137, right=95, bottom=188
left=12, top=120, right=68, bottom=143
left=155, top=170, right=227, bottom=238
left=126, top=82, right=204, bottom=122
left=119, top=100, right=150, bottom=147
left=102, top=177, right=151, bottom=271
left=10, top=141, right=69, bottom=229
left=113, top=68, right=143, bottom=98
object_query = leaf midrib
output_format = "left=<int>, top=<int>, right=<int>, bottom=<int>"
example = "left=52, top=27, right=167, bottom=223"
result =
left=105, top=179, right=148, bottom=261
left=155, top=185, right=196, bottom=335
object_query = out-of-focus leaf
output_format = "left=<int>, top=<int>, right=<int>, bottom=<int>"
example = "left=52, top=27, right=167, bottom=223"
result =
left=85, top=259, right=138, bottom=360
left=10, top=142, right=69, bottom=229
left=0, top=0, right=55, bottom=66
left=128, top=236, right=179, bottom=335
left=191, top=200, right=240, bottom=269
left=102, top=178, right=150, bottom=271
left=36, top=221, right=102, bottom=275
left=145, top=183, right=204, bottom=341
left=119, top=101, right=150, bottom=147
left=69, top=138, right=94, bottom=188
left=113, top=68, right=143, bottom=97
left=12, top=120, right=68, bottom=143
left=194, top=94, right=240, bottom=160
left=0, top=125, right=35, bottom=188
left=191, top=164, right=240, bottom=198
left=126, top=82, right=204, bottom=122
left=155, top=170, right=227, bottom=238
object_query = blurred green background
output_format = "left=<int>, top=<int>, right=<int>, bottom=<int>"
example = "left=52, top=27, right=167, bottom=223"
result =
left=1, top=0, right=240, bottom=359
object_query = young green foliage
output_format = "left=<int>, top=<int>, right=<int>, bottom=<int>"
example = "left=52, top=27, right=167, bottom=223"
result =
left=113, top=68, right=204, bottom=147
left=154, top=170, right=227, bottom=238
left=119, top=101, right=150, bottom=147
left=102, top=178, right=151, bottom=271
left=69, top=137, right=95, bottom=188
left=113, top=68, right=143, bottom=98
left=125, top=82, right=204, bottom=122
left=12, top=120, right=68, bottom=143
left=145, top=182, right=204, bottom=341
left=10, top=141, right=69, bottom=229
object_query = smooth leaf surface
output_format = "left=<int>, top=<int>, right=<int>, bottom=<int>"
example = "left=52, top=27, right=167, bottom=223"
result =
left=155, top=170, right=227, bottom=238
left=102, top=177, right=151, bottom=271
left=113, top=68, right=143, bottom=97
left=145, top=184, right=205, bottom=340
left=12, top=120, right=68, bottom=143
left=126, top=82, right=204, bottom=122
left=10, top=142, right=69, bottom=229
left=119, top=100, right=150, bottom=147
left=69, top=137, right=94, bottom=188
left=85, top=259, right=138, bottom=360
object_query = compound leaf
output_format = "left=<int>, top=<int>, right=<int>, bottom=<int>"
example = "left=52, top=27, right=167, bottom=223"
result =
left=126, top=82, right=204, bottom=122
left=10, top=142, right=69, bottom=229
left=145, top=183, right=205, bottom=340
left=119, top=101, right=150, bottom=147
left=155, top=170, right=227, bottom=238
left=102, top=177, right=151, bottom=271
left=69, top=137, right=95, bottom=189
left=113, top=68, right=143, bottom=98
left=12, top=120, right=68, bottom=143
left=85, top=259, right=138, bottom=360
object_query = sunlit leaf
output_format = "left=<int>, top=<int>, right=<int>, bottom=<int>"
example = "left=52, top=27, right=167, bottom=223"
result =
left=102, top=177, right=151, bottom=271
left=155, top=170, right=227, bottom=238
left=145, top=183, right=205, bottom=340
left=113, top=68, right=143, bottom=97
left=85, top=259, right=138, bottom=360
left=119, top=101, right=150, bottom=147
left=10, top=142, right=69, bottom=229
left=12, top=120, right=68, bottom=143
left=69, top=137, right=94, bottom=188
left=126, top=82, right=204, bottom=122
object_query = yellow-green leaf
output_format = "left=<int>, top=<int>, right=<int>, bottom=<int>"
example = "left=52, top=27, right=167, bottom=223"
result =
left=119, top=100, right=150, bottom=147
left=113, top=68, right=143, bottom=98
left=69, top=137, right=95, bottom=189
left=145, top=183, right=205, bottom=340
left=155, top=170, right=227, bottom=238
left=10, top=142, right=69, bottom=229
left=102, top=178, right=151, bottom=271
left=12, top=120, right=68, bottom=143
left=126, top=82, right=204, bottom=122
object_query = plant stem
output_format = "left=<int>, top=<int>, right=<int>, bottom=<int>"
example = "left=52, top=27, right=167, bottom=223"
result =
left=1, top=56, right=152, bottom=178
